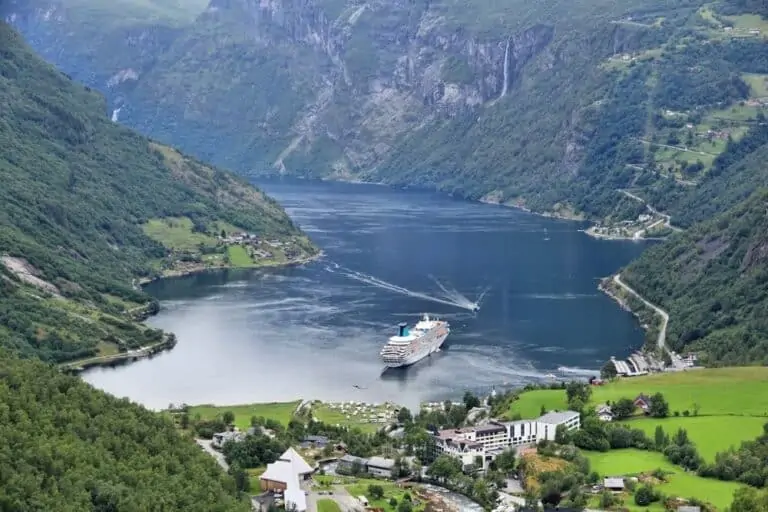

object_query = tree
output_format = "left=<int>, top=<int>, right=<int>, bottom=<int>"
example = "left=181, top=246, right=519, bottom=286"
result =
left=389, top=498, right=398, bottom=508
left=599, top=490, right=619, bottom=508
left=463, top=391, right=481, bottom=410
left=223, top=411, right=235, bottom=426
left=612, top=397, right=636, bottom=420
left=654, top=425, right=669, bottom=450
left=555, top=424, right=571, bottom=445
left=494, top=449, right=516, bottom=473
left=566, top=382, right=592, bottom=410
left=180, top=412, right=190, bottom=430
left=730, top=487, right=768, bottom=512
left=397, top=500, right=413, bottom=512
left=397, top=407, right=412, bottom=424
left=634, top=484, right=659, bottom=506
left=367, top=484, right=384, bottom=500
left=600, top=361, right=618, bottom=380
left=427, top=455, right=462, bottom=483
left=649, top=393, right=669, bottom=418
left=540, top=404, right=547, bottom=416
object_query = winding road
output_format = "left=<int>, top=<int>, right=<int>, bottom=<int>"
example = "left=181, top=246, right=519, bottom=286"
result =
left=619, top=189, right=682, bottom=233
left=613, top=274, right=669, bottom=353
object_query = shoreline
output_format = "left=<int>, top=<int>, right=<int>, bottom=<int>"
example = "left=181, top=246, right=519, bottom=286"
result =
left=66, top=250, right=324, bottom=374
left=137, top=249, right=325, bottom=287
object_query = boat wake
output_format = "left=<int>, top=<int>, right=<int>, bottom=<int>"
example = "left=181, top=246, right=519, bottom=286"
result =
left=557, top=366, right=599, bottom=376
left=327, top=263, right=486, bottom=312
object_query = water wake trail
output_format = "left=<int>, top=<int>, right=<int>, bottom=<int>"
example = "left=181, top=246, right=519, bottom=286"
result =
left=557, top=366, right=599, bottom=376
left=333, top=266, right=477, bottom=311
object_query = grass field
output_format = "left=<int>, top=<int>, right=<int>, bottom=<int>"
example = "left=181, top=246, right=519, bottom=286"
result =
left=507, top=368, right=768, bottom=419
left=626, top=416, right=767, bottom=461
left=226, top=245, right=255, bottom=267
left=345, top=478, right=425, bottom=512
left=311, top=402, right=395, bottom=433
left=143, top=217, right=219, bottom=251
left=587, top=449, right=744, bottom=509
left=743, top=73, right=768, bottom=98
left=317, top=499, right=342, bottom=512
left=188, top=400, right=300, bottom=430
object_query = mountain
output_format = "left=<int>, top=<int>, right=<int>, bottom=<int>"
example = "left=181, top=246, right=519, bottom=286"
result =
left=0, top=21, right=316, bottom=364
left=623, top=182, right=768, bottom=365
left=3, top=0, right=768, bottom=366
left=0, top=351, right=249, bottom=511
left=3, top=0, right=716, bottom=215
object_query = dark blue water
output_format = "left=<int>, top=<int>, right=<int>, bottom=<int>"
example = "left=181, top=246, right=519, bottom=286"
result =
left=83, top=180, right=649, bottom=409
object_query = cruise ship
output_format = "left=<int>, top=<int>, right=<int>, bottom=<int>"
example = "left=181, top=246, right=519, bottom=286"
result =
left=380, top=314, right=450, bottom=368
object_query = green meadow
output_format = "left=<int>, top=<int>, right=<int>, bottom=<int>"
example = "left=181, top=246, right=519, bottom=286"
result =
left=627, top=416, right=767, bottom=461
left=507, top=367, right=768, bottom=418
left=587, top=449, right=745, bottom=509
left=188, top=400, right=301, bottom=430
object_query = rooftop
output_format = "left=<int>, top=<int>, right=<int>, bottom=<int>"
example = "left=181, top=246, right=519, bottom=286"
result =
left=604, top=477, right=625, bottom=489
left=537, top=410, right=580, bottom=424
left=367, top=456, right=396, bottom=469
left=339, top=454, right=368, bottom=464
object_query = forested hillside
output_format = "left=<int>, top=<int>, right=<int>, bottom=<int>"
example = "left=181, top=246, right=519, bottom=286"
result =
left=0, top=21, right=315, bottom=364
left=624, top=186, right=768, bottom=365
left=0, top=351, right=249, bottom=511
left=3, top=0, right=768, bottom=368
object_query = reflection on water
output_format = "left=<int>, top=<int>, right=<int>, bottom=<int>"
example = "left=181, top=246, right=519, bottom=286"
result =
left=83, top=179, right=650, bottom=410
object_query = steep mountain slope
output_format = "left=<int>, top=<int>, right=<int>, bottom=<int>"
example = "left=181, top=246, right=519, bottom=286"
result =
left=4, top=0, right=707, bottom=215
left=0, top=21, right=315, bottom=363
left=0, top=351, right=249, bottom=511
left=623, top=177, right=768, bottom=365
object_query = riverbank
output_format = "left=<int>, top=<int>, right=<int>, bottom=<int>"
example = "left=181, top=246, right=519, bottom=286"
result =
left=136, top=249, right=324, bottom=286
left=60, top=333, right=177, bottom=374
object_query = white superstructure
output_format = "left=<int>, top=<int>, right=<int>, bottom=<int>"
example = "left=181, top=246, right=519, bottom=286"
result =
left=380, top=314, right=450, bottom=368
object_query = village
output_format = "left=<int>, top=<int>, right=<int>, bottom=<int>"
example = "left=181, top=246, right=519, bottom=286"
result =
left=184, top=373, right=714, bottom=512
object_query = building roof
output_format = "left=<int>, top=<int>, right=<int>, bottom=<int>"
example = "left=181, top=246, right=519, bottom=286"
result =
left=604, top=477, right=625, bottom=489
left=260, top=460, right=295, bottom=484
left=339, top=454, right=368, bottom=465
left=474, top=423, right=505, bottom=434
left=537, top=410, right=580, bottom=425
left=304, top=435, right=329, bottom=444
left=284, top=479, right=307, bottom=512
left=279, top=447, right=314, bottom=475
left=367, top=456, right=396, bottom=470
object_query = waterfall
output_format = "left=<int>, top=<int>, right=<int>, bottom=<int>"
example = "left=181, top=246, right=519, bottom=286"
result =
left=500, top=38, right=511, bottom=98
left=111, top=107, right=122, bottom=122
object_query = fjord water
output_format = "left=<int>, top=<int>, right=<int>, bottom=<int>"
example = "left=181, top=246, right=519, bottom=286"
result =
left=83, top=180, right=648, bottom=409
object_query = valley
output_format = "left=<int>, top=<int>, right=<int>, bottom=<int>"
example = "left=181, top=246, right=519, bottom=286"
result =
left=2, top=0, right=768, bottom=509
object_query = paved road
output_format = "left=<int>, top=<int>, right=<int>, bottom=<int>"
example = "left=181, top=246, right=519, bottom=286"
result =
left=613, top=274, right=669, bottom=353
left=196, top=439, right=229, bottom=471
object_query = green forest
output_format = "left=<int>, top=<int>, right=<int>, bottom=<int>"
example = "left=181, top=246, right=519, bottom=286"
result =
left=624, top=187, right=768, bottom=365
left=0, top=352, right=249, bottom=511
left=0, top=21, right=310, bottom=509
left=0, top=22, right=314, bottom=363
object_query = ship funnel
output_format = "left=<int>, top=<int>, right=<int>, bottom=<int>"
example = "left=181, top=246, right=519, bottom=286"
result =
left=398, top=323, right=407, bottom=337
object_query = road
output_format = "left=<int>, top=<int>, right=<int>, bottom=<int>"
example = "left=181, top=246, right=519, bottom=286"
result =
left=196, top=439, right=229, bottom=471
left=635, top=137, right=716, bottom=157
left=619, top=189, right=682, bottom=233
left=613, top=274, right=669, bottom=353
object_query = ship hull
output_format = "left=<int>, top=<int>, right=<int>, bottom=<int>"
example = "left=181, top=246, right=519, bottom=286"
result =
left=382, top=332, right=449, bottom=368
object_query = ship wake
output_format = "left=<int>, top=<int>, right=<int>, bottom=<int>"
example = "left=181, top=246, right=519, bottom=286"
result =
left=329, top=264, right=485, bottom=312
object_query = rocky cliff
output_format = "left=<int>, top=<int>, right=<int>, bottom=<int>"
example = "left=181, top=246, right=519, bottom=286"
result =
left=3, top=0, right=691, bottom=212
